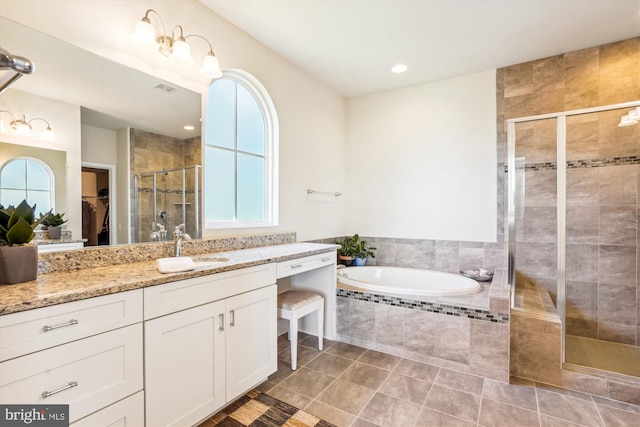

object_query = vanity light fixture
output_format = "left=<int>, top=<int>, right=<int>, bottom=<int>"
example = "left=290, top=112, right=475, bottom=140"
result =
left=0, top=110, right=55, bottom=141
left=618, top=106, right=640, bottom=127
left=129, top=9, right=223, bottom=79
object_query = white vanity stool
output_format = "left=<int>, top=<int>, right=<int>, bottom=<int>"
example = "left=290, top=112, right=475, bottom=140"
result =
left=277, top=290, right=324, bottom=370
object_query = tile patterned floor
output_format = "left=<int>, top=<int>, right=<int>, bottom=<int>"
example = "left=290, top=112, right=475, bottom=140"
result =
left=257, top=333, right=640, bottom=427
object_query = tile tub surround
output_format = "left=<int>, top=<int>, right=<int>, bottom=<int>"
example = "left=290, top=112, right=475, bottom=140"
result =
left=260, top=332, right=640, bottom=427
left=0, top=240, right=338, bottom=315
left=335, top=269, right=510, bottom=382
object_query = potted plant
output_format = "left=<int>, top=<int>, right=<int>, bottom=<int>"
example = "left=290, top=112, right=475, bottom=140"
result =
left=0, top=200, right=47, bottom=284
left=336, top=234, right=359, bottom=266
left=354, top=238, right=376, bottom=266
left=40, top=212, right=67, bottom=239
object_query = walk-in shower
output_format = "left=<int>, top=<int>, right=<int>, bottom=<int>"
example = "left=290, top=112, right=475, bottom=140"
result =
left=508, top=101, right=640, bottom=379
left=132, top=165, right=201, bottom=243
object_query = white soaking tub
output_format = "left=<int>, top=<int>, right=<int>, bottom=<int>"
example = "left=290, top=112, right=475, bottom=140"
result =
left=337, top=266, right=481, bottom=296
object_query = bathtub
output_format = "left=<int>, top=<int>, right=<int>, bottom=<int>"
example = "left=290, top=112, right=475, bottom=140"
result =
left=337, top=266, right=481, bottom=296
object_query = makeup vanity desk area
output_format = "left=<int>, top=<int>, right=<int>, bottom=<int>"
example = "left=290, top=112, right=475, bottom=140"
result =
left=0, top=242, right=338, bottom=427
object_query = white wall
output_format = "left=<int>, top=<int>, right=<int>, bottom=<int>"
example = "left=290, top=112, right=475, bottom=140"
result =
left=346, top=70, right=497, bottom=242
left=81, top=124, right=117, bottom=165
left=0, top=89, right=82, bottom=238
left=1, top=0, right=347, bottom=242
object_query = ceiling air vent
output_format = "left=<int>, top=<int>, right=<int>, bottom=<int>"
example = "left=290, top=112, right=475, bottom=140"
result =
left=153, top=82, right=178, bottom=94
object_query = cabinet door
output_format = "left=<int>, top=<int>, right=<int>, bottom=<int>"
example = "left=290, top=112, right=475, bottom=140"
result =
left=225, top=285, right=277, bottom=400
left=145, top=300, right=226, bottom=427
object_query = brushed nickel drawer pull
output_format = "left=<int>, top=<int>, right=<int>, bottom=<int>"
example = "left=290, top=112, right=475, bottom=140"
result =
left=230, top=310, right=235, bottom=327
left=219, top=314, right=224, bottom=331
left=42, top=319, right=78, bottom=332
left=42, top=381, right=78, bottom=398
left=290, top=264, right=302, bottom=269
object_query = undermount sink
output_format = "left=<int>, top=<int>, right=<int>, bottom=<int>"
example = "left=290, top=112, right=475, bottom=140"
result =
left=194, top=255, right=230, bottom=264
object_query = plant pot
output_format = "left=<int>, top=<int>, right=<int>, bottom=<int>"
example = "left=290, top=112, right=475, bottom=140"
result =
left=338, top=255, right=354, bottom=266
left=47, top=226, right=62, bottom=239
left=0, top=245, right=38, bottom=284
left=354, top=256, right=367, bottom=266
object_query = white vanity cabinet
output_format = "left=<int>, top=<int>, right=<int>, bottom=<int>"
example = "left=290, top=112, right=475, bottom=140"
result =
left=143, top=263, right=278, bottom=427
left=0, top=290, right=144, bottom=425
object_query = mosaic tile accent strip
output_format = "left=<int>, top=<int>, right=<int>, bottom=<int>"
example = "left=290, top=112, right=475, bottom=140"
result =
left=504, top=156, right=640, bottom=172
left=336, top=288, right=509, bottom=323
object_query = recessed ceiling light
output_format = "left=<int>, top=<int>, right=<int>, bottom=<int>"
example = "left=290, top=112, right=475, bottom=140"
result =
left=391, top=64, right=408, bottom=73
left=184, top=125, right=195, bottom=131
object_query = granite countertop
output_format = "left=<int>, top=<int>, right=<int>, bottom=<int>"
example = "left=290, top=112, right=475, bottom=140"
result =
left=32, top=238, right=87, bottom=245
left=0, top=242, right=338, bottom=316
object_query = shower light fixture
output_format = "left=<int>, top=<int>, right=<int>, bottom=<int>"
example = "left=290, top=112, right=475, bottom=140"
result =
left=618, top=106, right=640, bottom=127
left=129, top=9, right=223, bottom=79
left=0, top=110, right=55, bottom=141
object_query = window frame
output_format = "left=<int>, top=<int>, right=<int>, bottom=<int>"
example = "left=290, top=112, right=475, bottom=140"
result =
left=204, top=69, right=279, bottom=229
left=0, top=156, right=55, bottom=211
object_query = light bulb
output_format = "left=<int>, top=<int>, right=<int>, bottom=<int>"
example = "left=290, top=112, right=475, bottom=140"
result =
left=13, top=120, right=31, bottom=135
left=200, top=53, right=222, bottom=79
left=129, top=19, right=159, bottom=51
left=169, top=39, right=194, bottom=66
left=42, top=126, right=56, bottom=141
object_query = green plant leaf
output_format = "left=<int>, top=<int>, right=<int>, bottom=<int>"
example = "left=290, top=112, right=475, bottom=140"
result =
left=0, top=209, right=10, bottom=229
left=8, top=200, right=36, bottom=229
left=6, top=216, right=36, bottom=245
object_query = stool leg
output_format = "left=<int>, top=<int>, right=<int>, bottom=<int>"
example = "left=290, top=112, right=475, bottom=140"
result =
left=289, top=317, right=298, bottom=370
left=317, top=301, right=324, bottom=351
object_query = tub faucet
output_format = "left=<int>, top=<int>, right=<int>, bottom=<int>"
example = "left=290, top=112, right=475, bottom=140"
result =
left=173, top=224, right=191, bottom=257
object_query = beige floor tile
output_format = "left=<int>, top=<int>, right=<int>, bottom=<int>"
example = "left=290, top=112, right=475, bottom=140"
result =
left=306, top=353, right=354, bottom=377
left=482, top=378, right=538, bottom=411
left=536, top=388, right=602, bottom=427
left=304, top=400, right=355, bottom=427
left=340, top=361, right=390, bottom=390
left=478, top=398, right=540, bottom=427
left=316, top=378, right=375, bottom=415
left=279, top=342, right=324, bottom=367
left=435, top=368, right=485, bottom=395
left=393, top=358, right=440, bottom=382
left=327, top=342, right=367, bottom=360
left=278, top=367, right=336, bottom=399
left=378, top=372, right=432, bottom=405
left=357, top=349, right=401, bottom=370
left=424, top=384, right=481, bottom=423
left=415, top=407, right=476, bottom=427
left=359, top=393, right=421, bottom=427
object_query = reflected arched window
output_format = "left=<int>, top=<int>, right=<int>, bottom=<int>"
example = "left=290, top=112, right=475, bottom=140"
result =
left=204, top=69, right=279, bottom=228
left=0, top=157, right=54, bottom=213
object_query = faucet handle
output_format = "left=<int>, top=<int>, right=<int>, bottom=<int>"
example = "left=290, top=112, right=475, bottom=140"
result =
left=174, top=224, right=186, bottom=234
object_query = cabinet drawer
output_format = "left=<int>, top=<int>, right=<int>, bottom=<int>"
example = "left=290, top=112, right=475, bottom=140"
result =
left=71, top=391, right=144, bottom=427
left=144, top=263, right=276, bottom=319
left=277, top=252, right=335, bottom=279
left=0, top=289, right=142, bottom=362
left=0, top=323, right=143, bottom=424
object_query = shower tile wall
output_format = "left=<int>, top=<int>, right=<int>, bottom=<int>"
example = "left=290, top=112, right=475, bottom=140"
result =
left=130, top=129, right=202, bottom=242
left=498, top=37, right=640, bottom=346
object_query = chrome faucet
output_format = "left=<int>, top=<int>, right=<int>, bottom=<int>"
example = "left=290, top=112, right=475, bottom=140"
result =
left=173, top=224, right=191, bottom=257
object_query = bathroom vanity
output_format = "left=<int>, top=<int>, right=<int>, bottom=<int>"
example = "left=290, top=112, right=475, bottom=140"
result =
left=0, top=242, right=338, bottom=426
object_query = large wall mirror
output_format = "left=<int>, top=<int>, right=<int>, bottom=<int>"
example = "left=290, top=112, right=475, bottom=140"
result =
left=0, top=17, right=202, bottom=247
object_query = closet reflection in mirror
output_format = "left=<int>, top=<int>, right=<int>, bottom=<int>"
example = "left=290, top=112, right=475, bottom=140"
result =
left=0, top=17, right=203, bottom=247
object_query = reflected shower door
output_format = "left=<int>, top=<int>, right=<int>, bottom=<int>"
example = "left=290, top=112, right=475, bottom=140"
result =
left=511, top=118, right=558, bottom=312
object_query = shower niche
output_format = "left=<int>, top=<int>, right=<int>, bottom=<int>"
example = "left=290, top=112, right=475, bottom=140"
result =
left=133, top=165, right=201, bottom=243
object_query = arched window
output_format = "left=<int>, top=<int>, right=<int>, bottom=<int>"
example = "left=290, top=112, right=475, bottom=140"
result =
left=0, top=157, right=54, bottom=213
left=204, top=70, right=279, bottom=228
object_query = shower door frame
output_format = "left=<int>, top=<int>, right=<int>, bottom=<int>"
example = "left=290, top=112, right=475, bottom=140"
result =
left=507, top=100, right=640, bottom=364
